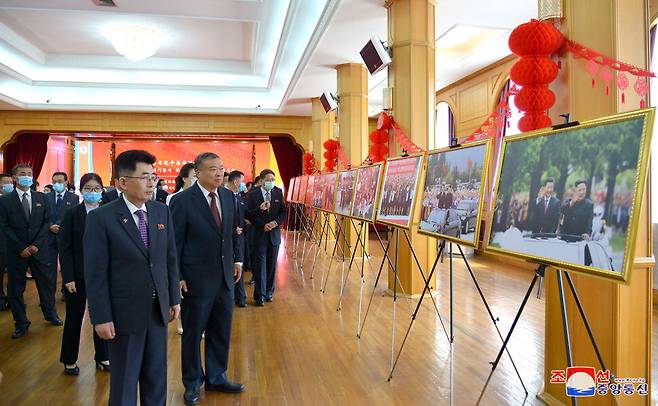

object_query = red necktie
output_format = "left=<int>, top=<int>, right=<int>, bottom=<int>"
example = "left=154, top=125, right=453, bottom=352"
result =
left=208, top=192, right=222, bottom=228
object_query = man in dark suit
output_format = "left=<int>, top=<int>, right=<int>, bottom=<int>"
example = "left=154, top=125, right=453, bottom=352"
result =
left=170, top=152, right=244, bottom=405
left=226, top=170, right=248, bottom=308
left=46, top=171, right=79, bottom=297
left=84, top=150, right=180, bottom=406
left=0, top=163, right=62, bottom=338
left=560, top=179, right=594, bottom=240
left=246, top=169, right=286, bottom=306
left=0, top=172, right=14, bottom=311
left=531, top=178, right=561, bottom=234
left=101, top=176, right=123, bottom=204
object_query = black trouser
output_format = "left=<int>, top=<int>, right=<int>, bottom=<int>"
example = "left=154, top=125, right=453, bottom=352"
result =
left=60, top=278, right=108, bottom=365
left=48, top=239, right=62, bottom=296
left=0, top=251, right=6, bottom=301
left=7, top=258, right=57, bottom=329
left=253, top=239, right=279, bottom=300
left=234, top=238, right=246, bottom=303
left=181, top=283, right=234, bottom=391
left=107, top=300, right=167, bottom=406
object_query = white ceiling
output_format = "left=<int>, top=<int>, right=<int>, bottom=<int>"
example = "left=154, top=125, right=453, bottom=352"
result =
left=0, top=0, right=536, bottom=115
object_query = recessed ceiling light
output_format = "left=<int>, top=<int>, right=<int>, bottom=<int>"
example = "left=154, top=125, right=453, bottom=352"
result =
left=103, top=25, right=165, bottom=62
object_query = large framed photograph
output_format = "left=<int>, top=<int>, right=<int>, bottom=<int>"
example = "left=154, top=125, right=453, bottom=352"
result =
left=305, top=175, right=316, bottom=207
left=376, top=154, right=425, bottom=229
left=321, top=173, right=338, bottom=212
left=335, top=169, right=357, bottom=216
left=311, top=174, right=324, bottom=209
left=486, top=109, right=654, bottom=283
left=351, top=163, right=383, bottom=222
left=418, top=140, right=491, bottom=246
left=287, top=177, right=296, bottom=202
left=294, top=175, right=306, bottom=204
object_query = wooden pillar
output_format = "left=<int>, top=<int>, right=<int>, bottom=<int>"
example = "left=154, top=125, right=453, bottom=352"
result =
left=539, top=1, right=653, bottom=405
left=386, top=0, right=436, bottom=295
left=337, top=63, right=369, bottom=255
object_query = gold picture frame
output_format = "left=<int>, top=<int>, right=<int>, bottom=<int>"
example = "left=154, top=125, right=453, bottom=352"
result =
left=320, top=172, right=339, bottom=213
left=376, top=153, right=426, bottom=230
left=334, top=168, right=358, bottom=217
left=418, top=139, right=492, bottom=247
left=287, top=176, right=296, bottom=202
left=350, top=162, right=384, bottom=223
left=484, top=108, right=654, bottom=284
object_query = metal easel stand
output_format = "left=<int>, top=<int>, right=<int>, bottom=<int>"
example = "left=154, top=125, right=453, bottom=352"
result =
left=320, top=213, right=351, bottom=293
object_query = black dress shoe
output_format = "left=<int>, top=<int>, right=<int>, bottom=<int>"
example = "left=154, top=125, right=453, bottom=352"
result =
left=46, top=316, right=63, bottom=326
left=0, top=300, right=8, bottom=311
left=11, top=322, right=30, bottom=339
left=255, top=298, right=264, bottom=307
left=64, top=365, right=80, bottom=376
left=206, top=381, right=244, bottom=393
left=183, top=388, right=200, bottom=405
left=265, top=295, right=273, bottom=302
left=248, top=279, right=255, bottom=285
left=96, top=361, right=111, bottom=372
left=235, top=298, right=246, bottom=308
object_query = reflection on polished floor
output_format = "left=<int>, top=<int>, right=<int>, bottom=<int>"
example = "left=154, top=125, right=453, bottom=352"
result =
left=0, top=231, right=547, bottom=405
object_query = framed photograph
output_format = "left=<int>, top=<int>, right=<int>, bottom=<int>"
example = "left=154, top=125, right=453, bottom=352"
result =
left=376, top=154, right=425, bottom=229
left=321, top=173, right=338, bottom=212
left=295, top=175, right=308, bottom=204
left=486, top=109, right=654, bottom=283
left=287, top=177, right=296, bottom=202
left=305, top=175, right=316, bottom=206
left=311, top=174, right=324, bottom=209
left=418, top=140, right=491, bottom=247
left=351, top=163, right=383, bottom=222
left=335, top=169, right=358, bottom=216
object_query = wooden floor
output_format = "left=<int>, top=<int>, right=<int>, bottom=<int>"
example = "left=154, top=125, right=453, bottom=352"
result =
left=0, top=231, right=552, bottom=405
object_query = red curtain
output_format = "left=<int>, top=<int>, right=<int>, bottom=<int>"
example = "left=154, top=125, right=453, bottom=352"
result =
left=2, top=133, right=49, bottom=177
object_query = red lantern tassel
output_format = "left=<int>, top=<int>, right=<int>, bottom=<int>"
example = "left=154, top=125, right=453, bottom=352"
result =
left=621, top=93, right=625, bottom=104
left=591, top=78, right=595, bottom=88
left=640, top=99, right=646, bottom=109
left=605, top=86, right=609, bottom=96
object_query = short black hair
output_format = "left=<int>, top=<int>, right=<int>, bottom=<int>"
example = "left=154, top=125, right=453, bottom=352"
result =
left=246, top=181, right=253, bottom=188
left=115, top=150, right=156, bottom=177
left=80, top=173, right=103, bottom=190
left=543, top=177, right=555, bottom=186
left=194, top=152, right=220, bottom=170
left=0, top=172, right=11, bottom=180
left=52, top=172, right=68, bottom=182
left=11, top=163, right=32, bottom=175
left=254, top=176, right=260, bottom=184
left=574, top=179, right=588, bottom=188
left=174, top=163, right=196, bottom=193
left=259, top=169, right=275, bottom=179
left=228, top=170, right=244, bottom=182
left=223, top=172, right=229, bottom=178
left=44, top=184, right=53, bottom=191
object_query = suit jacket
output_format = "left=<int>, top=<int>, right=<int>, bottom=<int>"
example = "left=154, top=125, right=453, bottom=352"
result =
left=170, top=183, right=243, bottom=296
left=0, top=190, right=51, bottom=266
left=46, top=190, right=79, bottom=226
left=532, top=196, right=560, bottom=234
left=560, top=198, right=594, bottom=237
left=83, top=197, right=180, bottom=335
left=155, top=189, right=168, bottom=204
left=246, top=186, right=287, bottom=246
left=59, top=203, right=89, bottom=283
left=101, top=188, right=119, bottom=205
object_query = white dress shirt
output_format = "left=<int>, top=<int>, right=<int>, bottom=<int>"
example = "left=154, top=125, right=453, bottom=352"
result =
left=17, top=188, right=31, bottom=214
left=197, top=183, right=222, bottom=222
left=123, top=194, right=148, bottom=228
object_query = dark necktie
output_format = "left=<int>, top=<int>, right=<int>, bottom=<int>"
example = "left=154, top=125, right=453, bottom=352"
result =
left=55, top=194, right=63, bottom=217
left=544, top=198, right=549, bottom=214
left=21, top=192, right=30, bottom=219
left=209, top=192, right=222, bottom=228
left=234, top=194, right=239, bottom=219
left=135, top=210, right=149, bottom=249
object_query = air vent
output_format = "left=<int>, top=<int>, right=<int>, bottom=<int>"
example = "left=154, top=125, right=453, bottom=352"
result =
left=92, top=0, right=117, bottom=7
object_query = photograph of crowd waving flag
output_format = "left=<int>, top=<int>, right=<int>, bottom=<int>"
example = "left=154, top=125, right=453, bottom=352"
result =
left=335, top=169, right=357, bottom=216
left=351, top=164, right=383, bottom=222
left=419, top=141, right=488, bottom=245
left=488, top=113, right=652, bottom=281
left=321, top=173, right=337, bottom=212
left=377, top=155, right=424, bottom=229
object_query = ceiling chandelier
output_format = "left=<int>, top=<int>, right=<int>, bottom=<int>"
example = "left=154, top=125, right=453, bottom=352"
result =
left=104, top=25, right=164, bottom=62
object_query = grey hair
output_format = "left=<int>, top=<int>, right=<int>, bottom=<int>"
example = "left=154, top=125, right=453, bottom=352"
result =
left=194, top=152, right=220, bottom=169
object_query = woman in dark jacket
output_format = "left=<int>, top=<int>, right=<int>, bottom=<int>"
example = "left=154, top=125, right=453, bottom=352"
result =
left=59, top=173, right=110, bottom=375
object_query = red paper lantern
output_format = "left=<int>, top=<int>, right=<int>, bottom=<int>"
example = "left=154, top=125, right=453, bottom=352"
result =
left=510, top=57, right=559, bottom=86
left=377, top=112, right=393, bottom=130
left=514, top=86, right=556, bottom=111
left=508, top=19, right=564, bottom=56
left=518, top=113, right=552, bottom=132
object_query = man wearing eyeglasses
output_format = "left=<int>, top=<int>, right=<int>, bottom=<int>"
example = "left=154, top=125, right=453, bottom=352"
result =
left=84, top=150, right=180, bottom=406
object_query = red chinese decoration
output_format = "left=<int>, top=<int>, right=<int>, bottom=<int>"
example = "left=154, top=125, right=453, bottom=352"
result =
left=368, top=128, right=389, bottom=163
left=302, top=152, right=319, bottom=175
left=460, top=85, right=518, bottom=143
left=323, top=139, right=338, bottom=172
left=509, top=19, right=563, bottom=132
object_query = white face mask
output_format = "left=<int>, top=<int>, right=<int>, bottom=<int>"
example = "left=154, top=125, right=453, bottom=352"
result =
left=161, top=184, right=169, bottom=192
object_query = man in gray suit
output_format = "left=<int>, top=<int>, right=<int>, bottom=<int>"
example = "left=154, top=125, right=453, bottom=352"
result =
left=84, top=150, right=180, bottom=406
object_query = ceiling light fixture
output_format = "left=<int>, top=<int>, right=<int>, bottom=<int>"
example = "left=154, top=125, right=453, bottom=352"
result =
left=104, top=25, right=164, bottom=62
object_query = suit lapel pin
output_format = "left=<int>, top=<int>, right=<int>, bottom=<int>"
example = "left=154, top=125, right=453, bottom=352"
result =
left=157, top=224, right=165, bottom=230
left=122, top=218, right=128, bottom=224
left=36, top=203, right=42, bottom=207
left=66, top=202, right=71, bottom=206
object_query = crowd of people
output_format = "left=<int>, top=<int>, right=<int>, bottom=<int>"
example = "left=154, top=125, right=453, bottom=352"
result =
left=0, top=150, right=287, bottom=406
left=379, top=173, right=415, bottom=217
left=351, top=166, right=379, bottom=220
